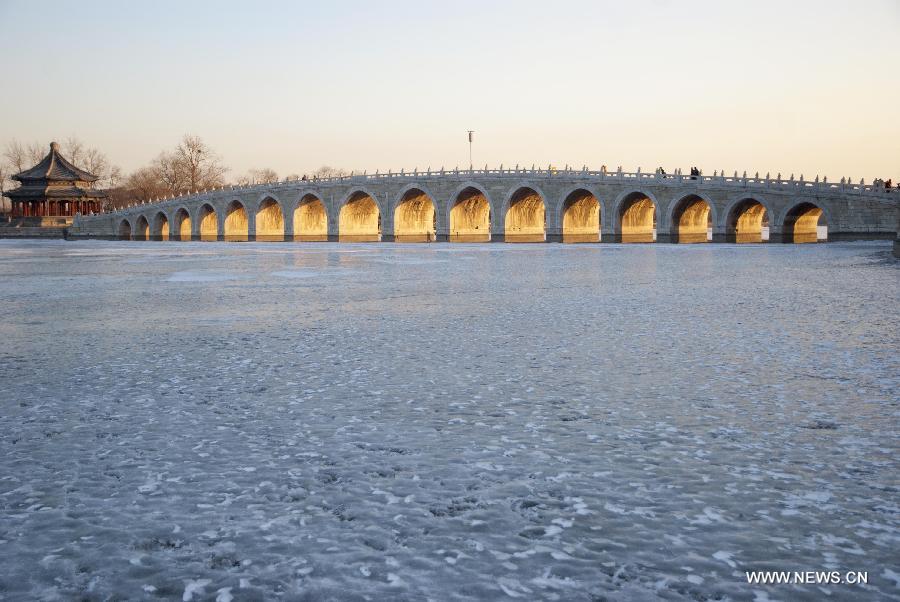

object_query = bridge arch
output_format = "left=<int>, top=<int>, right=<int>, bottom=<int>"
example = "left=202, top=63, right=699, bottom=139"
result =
left=118, top=218, right=132, bottom=241
left=293, top=192, right=328, bottom=241
left=256, top=196, right=285, bottom=242
left=448, top=182, right=492, bottom=242
left=393, top=186, right=437, bottom=242
left=780, top=201, right=829, bottom=243
left=559, top=187, right=601, bottom=243
left=339, top=189, right=381, bottom=242
left=134, top=215, right=150, bottom=241
left=613, top=189, right=659, bottom=243
left=151, top=211, right=170, bottom=241
left=668, top=193, right=716, bottom=243
left=224, top=200, right=249, bottom=241
left=503, top=185, right=547, bottom=242
left=723, top=195, right=774, bottom=243
left=197, top=203, right=218, bottom=241
left=173, top=207, right=192, bottom=241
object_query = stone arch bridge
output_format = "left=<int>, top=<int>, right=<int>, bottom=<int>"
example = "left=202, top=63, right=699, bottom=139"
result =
left=71, top=168, right=897, bottom=244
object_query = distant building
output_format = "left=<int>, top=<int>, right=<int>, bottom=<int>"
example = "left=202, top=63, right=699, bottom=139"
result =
left=3, top=142, right=107, bottom=221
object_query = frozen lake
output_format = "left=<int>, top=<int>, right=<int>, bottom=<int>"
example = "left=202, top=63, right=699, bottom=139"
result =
left=0, top=240, right=897, bottom=601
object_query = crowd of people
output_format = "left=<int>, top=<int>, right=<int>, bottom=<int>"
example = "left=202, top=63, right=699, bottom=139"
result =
left=651, top=166, right=702, bottom=178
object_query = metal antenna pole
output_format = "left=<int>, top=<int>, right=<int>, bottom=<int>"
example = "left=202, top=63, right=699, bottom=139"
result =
left=468, top=130, right=474, bottom=170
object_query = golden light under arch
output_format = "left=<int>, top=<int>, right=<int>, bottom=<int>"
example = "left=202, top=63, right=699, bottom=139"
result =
left=294, top=194, right=328, bottom=241
left=198, top=204, right=218, bottom=241
left=152, top=212, right=169, bottom=241
left=784, top=202, right=826, bottom=243
left=224, top=201, right=249, bottom=242
left=727, top=199, right=768, bottom=243
left=671, top=195, right=711, bottom=244
left=504, top=187, right=545, bottom=242
left=450, top=186, right=491, bottom=242
left=561, top=189, right=600, bottom=243
left=174, top=208, right=192, bottom=241
left=339, top=191, right=380, bottom=242
left=394, top=188, right=436, bottom=242
left=617, top=192, right=656, bottom=243
left=256, top=198, right=284, bottom=241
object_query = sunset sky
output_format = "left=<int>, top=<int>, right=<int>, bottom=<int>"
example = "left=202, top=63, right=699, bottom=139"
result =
left=2, top=0, right=898, bottom=181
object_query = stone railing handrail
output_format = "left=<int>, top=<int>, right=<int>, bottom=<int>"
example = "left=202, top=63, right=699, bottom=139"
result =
left=102, top=167, right=898, bottom=215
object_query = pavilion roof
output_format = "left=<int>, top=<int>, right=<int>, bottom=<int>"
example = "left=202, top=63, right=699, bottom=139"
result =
left=13, top=142, right=100, bottom=183
left=5, top=185, right=107, bottom=200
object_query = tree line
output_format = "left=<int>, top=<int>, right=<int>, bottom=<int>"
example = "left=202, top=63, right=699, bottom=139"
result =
left=1, top=135, right=348, bottom=212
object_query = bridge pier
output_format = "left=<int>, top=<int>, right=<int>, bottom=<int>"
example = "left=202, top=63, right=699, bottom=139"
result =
left=246, top=213, right=256, bottom=242
left=381, top=234, right=395, bottom=242
left=546, top=233, right=562, bottom=243
left=827, top=231, right=894, bottom=241
left=763, top=227, right=783, bottom=243
left=655, top=232, right=673, bottom=244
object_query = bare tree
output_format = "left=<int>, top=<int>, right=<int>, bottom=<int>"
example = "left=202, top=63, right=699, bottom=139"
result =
left=242, top=168, right=279, bottom=185
left=2, top=137, right=121, bottom=190
left=174, top=135, right=227, bottom=192
left=3, top=139, right=44, bottom=174
left=124, top=166, right=168, bottom=203
left=63, top=138, right=121, bottom=189
left=64, top=136, right=85, bottom=166
left=0, top=139, right=37, bottom=213
left=313, top=165, right=350, bottom=179
left=81, top=147, right=120, bottom=188
left=115, top=134, right=229, bottom=205
left=152, top=151, right=183, bottom=195
left=2, top=141, right=41, bottom=214
left=0, top=163, right=11, bottom=214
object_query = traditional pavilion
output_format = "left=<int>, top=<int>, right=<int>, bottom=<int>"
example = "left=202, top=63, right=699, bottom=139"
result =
left=4, top=142, right=107, bottom=219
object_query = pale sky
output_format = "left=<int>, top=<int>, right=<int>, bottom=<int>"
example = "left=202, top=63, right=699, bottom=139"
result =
left=2, top=0, right=899, bottom=181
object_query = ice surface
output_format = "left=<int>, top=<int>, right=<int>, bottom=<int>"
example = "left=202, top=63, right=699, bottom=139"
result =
left=0, top=240, right=898, bottom=601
